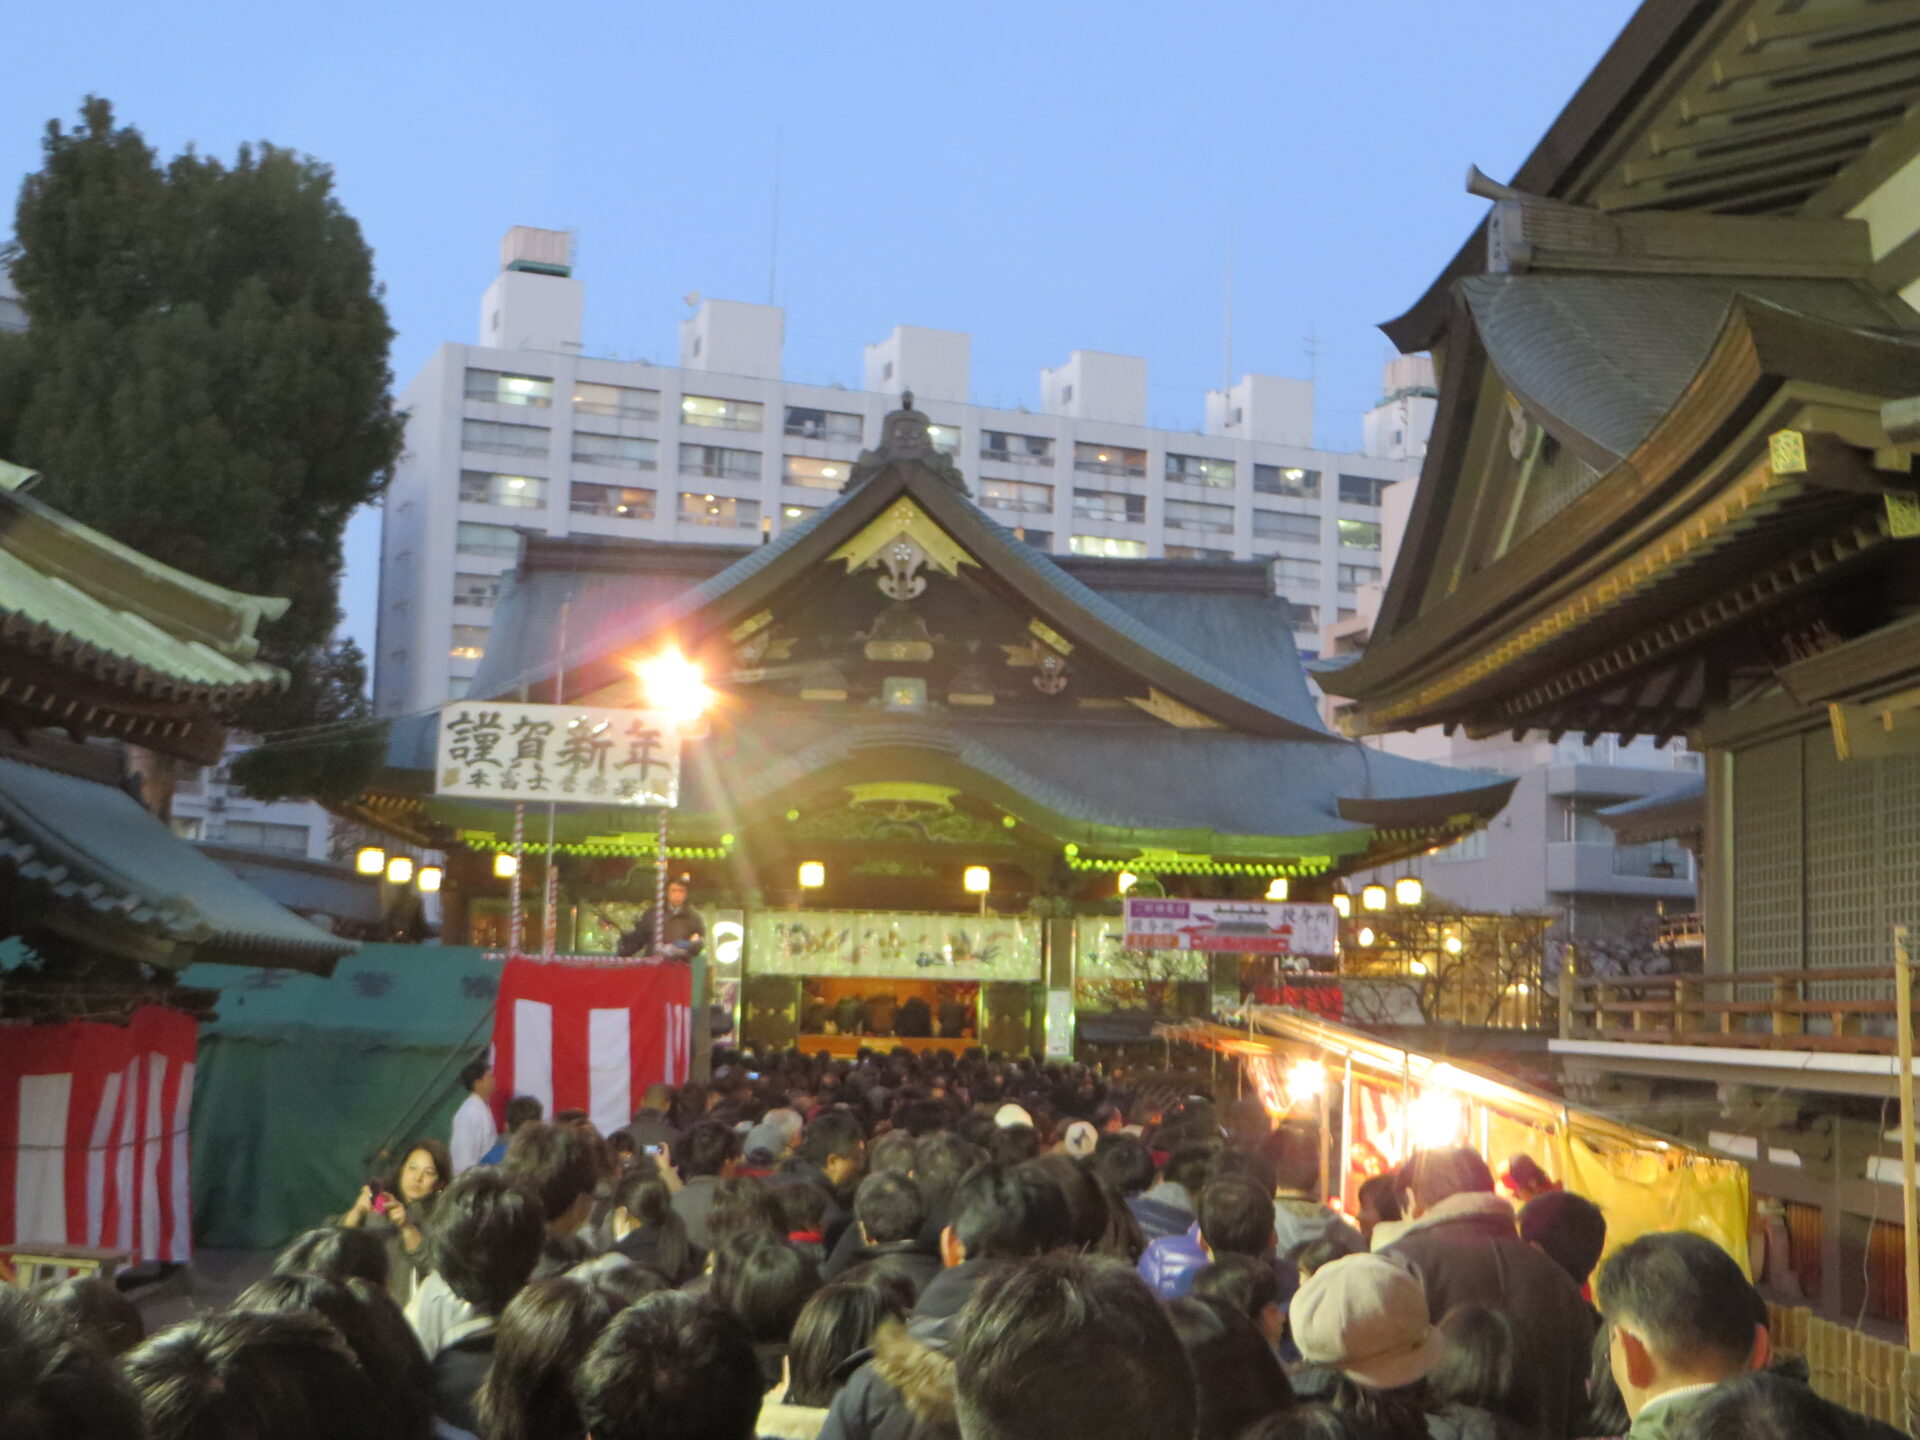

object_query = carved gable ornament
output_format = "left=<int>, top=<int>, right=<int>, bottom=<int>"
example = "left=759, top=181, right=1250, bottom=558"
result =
left=830, top=498, right=978, bottom=600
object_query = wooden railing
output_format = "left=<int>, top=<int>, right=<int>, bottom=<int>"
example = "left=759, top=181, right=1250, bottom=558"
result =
left=1559, top=963, right=1913, bottom=1053
left=1770, top=1303, right=1920, bottom=1432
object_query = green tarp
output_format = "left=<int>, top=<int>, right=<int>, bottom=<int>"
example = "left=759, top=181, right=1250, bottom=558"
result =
left=182, top=945, right=501, bottom=1249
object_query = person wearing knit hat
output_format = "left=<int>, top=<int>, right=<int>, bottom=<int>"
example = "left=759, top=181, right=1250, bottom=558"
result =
left=1060, top=1120, right=1098, bottom=1159
left=994, top=1102, right=1034, bottom=1130
left=1290, top=1254, right=1445, bottom=1390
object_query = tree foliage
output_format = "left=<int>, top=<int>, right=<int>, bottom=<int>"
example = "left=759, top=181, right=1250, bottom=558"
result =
left=0, top=96, right=401, bottom=732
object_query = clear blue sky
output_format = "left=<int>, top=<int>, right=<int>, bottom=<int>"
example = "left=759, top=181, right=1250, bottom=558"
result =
left=8, top=1, right=1639, bottom=661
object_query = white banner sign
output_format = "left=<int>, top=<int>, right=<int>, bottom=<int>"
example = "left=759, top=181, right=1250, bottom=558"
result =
left=1123, top=897, right=1338, bottom=957
left=436, top=702, right=681, bottom=806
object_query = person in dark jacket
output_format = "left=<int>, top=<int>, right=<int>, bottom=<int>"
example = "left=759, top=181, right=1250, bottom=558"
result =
left=835, top=1174, right=942, bottom=1298
left=788, top=1111, right=867, bottom=1253
left=819, top=1165, right=1072, bottom=1440
left=674, top=1120, right=742, bottom=1253
left=619, top=1083, right=679, bottom=1153
left=1381, top=1148, right=1593, bottom=1440
left=616, top=876, right=706, bottom=960
left=895, top=994, right=933, bottom=1038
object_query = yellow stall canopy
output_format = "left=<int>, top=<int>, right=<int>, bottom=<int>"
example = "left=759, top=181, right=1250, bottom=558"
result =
left=1161, top=1007, right=1750, bottom=1275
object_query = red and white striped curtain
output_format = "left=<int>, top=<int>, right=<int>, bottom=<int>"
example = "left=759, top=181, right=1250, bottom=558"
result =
left=0, top=1005, right=198, bottom=1263
left=491, top=957, right=692, bottom=1136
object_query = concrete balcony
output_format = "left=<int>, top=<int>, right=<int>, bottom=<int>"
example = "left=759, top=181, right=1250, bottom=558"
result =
left=1545, top=841, right=1697, bottom=898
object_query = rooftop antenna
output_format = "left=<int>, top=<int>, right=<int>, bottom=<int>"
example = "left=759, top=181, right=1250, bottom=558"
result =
left=1222, top=214, right=1236, bottom=402
left=767, top=126, right=783, bottom=307
left=1304, top=324, right=1322, bottom=387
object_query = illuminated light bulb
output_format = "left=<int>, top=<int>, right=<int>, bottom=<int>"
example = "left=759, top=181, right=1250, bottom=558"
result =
left=798, top=861, right=825, bottom=889
left=1362, top=883, right=1388, bottom=911
left=1357, top=927, right=1376, bottom=947
left=1408, top=1089, right=1467, bottom=1148
left=1395, top=876, right=1424, bottom=906
left=1117, top=871, right=1138, bottom=895
left=494, top=852, right=520, bottom=879
left=1266, top=876, right=1289, bottom=901
left=1409, top=959, right=1429, bottom=975
left=963, top=866, right=991, bottom=895
left=637, top=650, right=714, bottom=726
left=1285, top=1060, right=1325, bottom=1105
left=416, top=865, right=444, bottom=893
left=354, top=846, right=386, bottom=876
left=385, top=855, right=415, bottom=886
left=1443, top=935, right=1464, bottom=955
left=1333, top=892, right=1352, bottom=918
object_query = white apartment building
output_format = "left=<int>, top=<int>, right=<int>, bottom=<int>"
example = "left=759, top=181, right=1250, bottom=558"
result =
left=169, top=740, right=336, bottom=863
left=375, top=228, right=1429, bottom=716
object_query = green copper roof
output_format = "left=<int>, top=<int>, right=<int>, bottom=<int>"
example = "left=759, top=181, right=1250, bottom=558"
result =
left=0, top=754, right=354, bottom=973
left=0, top=460, right=288, bottom=701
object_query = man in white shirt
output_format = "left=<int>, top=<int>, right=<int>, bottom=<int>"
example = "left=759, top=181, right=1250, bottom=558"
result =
left=449, top=1056, right=498, bottom=1176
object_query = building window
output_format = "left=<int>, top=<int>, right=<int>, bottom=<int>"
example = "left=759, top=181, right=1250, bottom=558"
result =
left=680, top=395, right=764, bottom=431
left=1164, top=499, right=1233, bottom=534
left=170, top=816, right=203, bottom=840
left=460, top=471, right=547, bottom=508
left=1166, top=454, right=1235, bottom=488
left=463, top=419, right=550, bottom=458
left=1254, top=464, right=1321, bottom=499
left=927, top=423, right=962, bottom=455
left=1012, top=527, right=1052, bottom=550
left=455, top=573, right=501, bottom=608
left=679, top=443, right=760, bottom=480
left=1337, top=563, right=1381, bottom=592
left=784, top=406, right=863, bottom=441
left=572, top=432, right=658, bottom=470
left=1252, top=509, right=1320, bottom=543
left=779, top=503, right=818, bottom=528
left=1339, top=474, right=1388, bottom=506
left=570, top=483, right=655, bottom=519
left=1279, top=600, right=1319, bottom=628
left=1060, top=384, right=1073, bottom=403
left=784, top=455, right=850, bottom=490
left=450, top=624, right=489, bottom=661
left=679, top=492, right=760, bottom=528
left=1337, top=518, right=1382, bottom=550
left=1273, top=556, right=1321, bottom=586
left=1070, top=535, right=1147, bottom=558
left=465, top=370, right=553, bottom=407
left=1072, top=488, right=1146, bottom=524
left=455, top=522, right=520, bottom=559
left=220, top=820, right=311, bottom=855
left=1166, top=544, right=1232, bottom=560
left=980, top=478, right=1053, bottom=513
left=981, top=432, right=1053, bottom=465
left=572, top=381, right=659, bottom=420
left=1431, top=830, right=1487, bottom=862
left=1073, top=442, right=1147, bottom=477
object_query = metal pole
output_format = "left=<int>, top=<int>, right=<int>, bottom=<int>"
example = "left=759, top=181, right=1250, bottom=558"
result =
left=544, top=604, right=567, bottom=961
left=1316, top=1057, right=1332, bottom=1205
left=1894, top=925, right=1919, bottom=1352
left=509, top=802, right=526, bottom=955
left=1340, top=1054, right=1354, bottom=1214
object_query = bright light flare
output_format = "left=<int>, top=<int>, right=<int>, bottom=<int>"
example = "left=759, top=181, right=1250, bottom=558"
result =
left=1333, top=892, right=1352, bottom=918
left=798, top=861, right=826, bottom=889
left=963, top=866, right=992, bottom=895
left=637, top=650, right=715, bottom=726
left=494, top=853, right=520, bottom=879
left=1362, top=883, right=1388, bottom=912
left=355, top=846, right=386, bottom=876
left=1265, top=876, right=1289, bottom=901
left=1117, top=871, right=1138, bottom=895
left=385, top=855, right=416, bottom=886
left=416, top=865, right=444, bottom=893
left=1395, top=876, right=1424, bottom=906
left=1408, top=1088, right=1467, bottom=1148
left=1285, top=1060, right=1325, bottom=1106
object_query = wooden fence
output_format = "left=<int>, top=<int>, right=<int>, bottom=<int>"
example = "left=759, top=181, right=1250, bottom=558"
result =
left=1770, top=1303, right=1920, bottom=1433
left=1560, top=962, right=1912, bottom=1053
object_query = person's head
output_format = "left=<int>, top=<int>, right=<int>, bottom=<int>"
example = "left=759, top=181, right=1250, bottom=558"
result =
left=804, top=1110, right=868, bottom=1187
left=1264, top=1124, right=1321, bottom=1196
left=1164, top=1297, right=1296, bottom=1440
left=771, top=1174, right=830, bottom=1237
left=37, top=1274, right=145, bottom=1358
left=1503, top=1153, right=1556, bottom=1201
left=1165, top=1143, right=1217, bottom=1196
left=1355, top=1174, right=1401, bottom=1240
left=1198, top=1174, right=1277, bottom=1258
left=786, top=1282, right=906, bottom=1408
left=869, top=1131, right=916, bottom=1177
left=1289, top=1254, right=1445, bottom=1390
left=1401, top=1147, right=1496, bottom=1217
left=952, top=1254, right=1197, bottom=1440
left=667, top=877, right=691, bottom=908
left=914, top=1131, right=983, bottom=1207
left=123, top=1308, right=384, bottom=1440
left=679, top=1120, right=742, bottom=1181
left=708, top=1176, right=784, bottom=1244
left=460, top=1054, right=495, bottom=1100
left=274, top=1225, right=390, bottom=1289
left=1093, top=1133, right=1155, bottom=1197
left=1674, top=1369, right=1851, bottom=1440
left=855, top=1171, right=927, bottom=1247
left=1519, top=1190, right=1607, bottom=1289
left=394, top=1138, right=452, bottom=1203
left=1241, top=1406, right=1354, bottom=1440
left=474, top=1275, right=617, bottom=1440
left=574, top=1293, right=762, bottom=1440
left=942, top=1162, right=1073, bottom=1266
left=713, top=1232, right=822, bottom=1345
left=1023, top=1154, right=1114, bottom=1254
left=430, top=1166, right=546, bottom=1315
left=505, top=1121, right=602, bottom=1232
left=506, top=1094, right=545, bottom=1134
left=1428, top=1305, right=1531, bottom=1430
left=1596, top=1231, right=1769, bottom=1418
left=233, top=1272, right=433, bottom=1440
left=642, top=1082, right=675, bottom=1114
left=1190, top=1253, right=1286, bottom=1351
left=986, top=1123, right=1042, bottom=1167
left=0, top=1286, right=143, bottom=1440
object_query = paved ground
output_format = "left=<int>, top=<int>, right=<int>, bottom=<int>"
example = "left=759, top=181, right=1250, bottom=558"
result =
left=129, top=1248, right=275, bottom=1334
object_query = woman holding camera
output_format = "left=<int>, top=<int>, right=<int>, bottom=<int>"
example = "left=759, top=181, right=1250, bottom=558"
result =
left=340, top=1138, right=453, bottom=1303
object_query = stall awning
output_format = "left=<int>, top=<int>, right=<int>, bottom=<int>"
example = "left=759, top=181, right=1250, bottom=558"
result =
left=0, top=755, right=355, bottom=973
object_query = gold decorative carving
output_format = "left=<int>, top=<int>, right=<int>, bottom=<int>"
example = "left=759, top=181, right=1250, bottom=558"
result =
left=830, top=499, right=977, bottom=600
left=730, top=610, right=774, bottom=642
left=846, top=782, right=959, bottom=809
left=1127, top=688, right=1225, bottom=728
left=1028, top=618, right=1074, bottom=654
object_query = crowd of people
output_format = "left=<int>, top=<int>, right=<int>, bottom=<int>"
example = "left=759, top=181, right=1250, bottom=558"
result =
left=1, top=1044, right=1905, bottom=1440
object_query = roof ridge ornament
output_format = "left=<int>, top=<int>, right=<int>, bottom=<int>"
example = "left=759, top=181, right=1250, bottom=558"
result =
left=846, top=391, right=969, bottom=492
